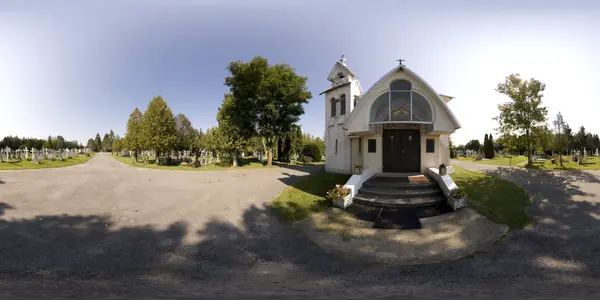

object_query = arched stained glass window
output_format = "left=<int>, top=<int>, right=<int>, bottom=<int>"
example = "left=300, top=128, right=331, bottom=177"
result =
left=369, top=93, right=389, bottom=123
left=411, top=92, right=433, bottom=122
left=390, top=91, right=411, bottom=121
left=390, top=80, right=411, bottom=90
left=368, top=79, right=434, bottom=124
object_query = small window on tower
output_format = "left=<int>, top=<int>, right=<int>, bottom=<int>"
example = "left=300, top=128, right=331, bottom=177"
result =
left=330, top=98, right=336, bottom=118
left=335, top=139, right=338, bottom=155
left=340, top=94, right=346, bottom=115
left=337, top=72, right=344, bottom=79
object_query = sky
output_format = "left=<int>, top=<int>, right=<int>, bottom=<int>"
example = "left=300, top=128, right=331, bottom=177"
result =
left=1, top=0, right=600, bottom=145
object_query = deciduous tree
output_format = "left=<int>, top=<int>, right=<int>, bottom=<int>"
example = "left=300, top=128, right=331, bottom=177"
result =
left=224, top=56, right=312, bottom=166
left=495, top=73, right=548, bottom=166
left=553, top=112, right=568, bottom=166
left=86, top=138, right=95, bottom=150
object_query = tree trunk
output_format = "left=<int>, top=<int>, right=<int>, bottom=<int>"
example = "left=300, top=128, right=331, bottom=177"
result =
left=559, top=153, right=563, bottom=167
left=232, top=152, right=238, bottom=167
left=134, top=150, right=138, bottom=162
left=267, top=148, right=273, bottom=166
left=526, top=128, right=532, bottom=166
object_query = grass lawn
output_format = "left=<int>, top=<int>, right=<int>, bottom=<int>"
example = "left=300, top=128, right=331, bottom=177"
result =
left=451, top=166, right=532, bottom=229
left=0, top=154, right=94, bottom=170
left=112, top=154, right=323, bottom=171
left=453, top=155, right=528, bottom=166
left=524, top=156, right=600, bottom=170
left=270, top=173, right=350, bottom=222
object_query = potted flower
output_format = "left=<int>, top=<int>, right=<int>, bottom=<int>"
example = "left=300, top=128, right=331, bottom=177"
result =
left=353, top=164, right=363, bottom=174
left=327, top=184, right=351, bottom=209
left=447, top=187, right=468, bottom=210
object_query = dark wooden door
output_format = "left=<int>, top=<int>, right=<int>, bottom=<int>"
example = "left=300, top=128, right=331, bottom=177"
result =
left=383, top=129, right=420, bottom=173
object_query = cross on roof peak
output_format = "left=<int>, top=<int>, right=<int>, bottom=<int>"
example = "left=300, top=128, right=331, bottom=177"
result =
left=396, top=58, right=405, bottom=66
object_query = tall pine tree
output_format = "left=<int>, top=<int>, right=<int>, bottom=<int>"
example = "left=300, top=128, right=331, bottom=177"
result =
left=141, top=96, right=177, bottom=164
left=125, top=107, right=144, bottom=161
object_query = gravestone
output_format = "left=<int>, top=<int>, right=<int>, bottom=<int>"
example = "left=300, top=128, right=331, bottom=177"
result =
left=57, top=152, right=63, bottom=160
left=31, top=148, right=39, bottom=164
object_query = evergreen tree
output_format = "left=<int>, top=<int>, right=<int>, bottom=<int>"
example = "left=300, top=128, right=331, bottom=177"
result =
left=125, top=108, right=144, bottom=162
left=140, top=96, right=177, bottom=163
left=94, top=133, right=102, bottom=152
left=215, top=94, right=249, bottom=166
left=174, top=113, right=196, bottom=151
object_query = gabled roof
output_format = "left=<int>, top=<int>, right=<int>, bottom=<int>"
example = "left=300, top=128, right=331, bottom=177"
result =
left=327, top=61, right=355, bottom=82
left=344, top=65, right=461, bottom=130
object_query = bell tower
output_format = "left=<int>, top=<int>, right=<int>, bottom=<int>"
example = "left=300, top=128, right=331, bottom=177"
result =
left=322, top=55, right=363, bottom=174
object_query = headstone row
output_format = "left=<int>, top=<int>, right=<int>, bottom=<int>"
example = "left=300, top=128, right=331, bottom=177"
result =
left=0, top=147, right=90, bottom=163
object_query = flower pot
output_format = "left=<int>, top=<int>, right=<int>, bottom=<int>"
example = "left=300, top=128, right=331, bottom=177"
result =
left=447, top=195, right=468, bottom=211
left=332, top=195, right=352, bottom=209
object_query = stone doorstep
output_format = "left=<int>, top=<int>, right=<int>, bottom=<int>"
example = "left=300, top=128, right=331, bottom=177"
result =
left=293, top=208, right=509, bottom=266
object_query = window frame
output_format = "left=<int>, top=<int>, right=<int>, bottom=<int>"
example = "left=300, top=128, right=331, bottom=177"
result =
left=330, top=97, right=337, bottom=118
left=335, top=139, right=338, bottom=155
left=340, top=94, right=346, bottom=115
left=426, top=138, right=435, bottom=153
left=368, top=80, right=435, bottom=124
left=368, top=139, right=376, bottom=153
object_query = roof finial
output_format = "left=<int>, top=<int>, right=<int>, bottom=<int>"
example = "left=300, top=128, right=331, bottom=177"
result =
left=339, top=54, right=346, bottom=66
left=396, top=58, right=405, bottom=67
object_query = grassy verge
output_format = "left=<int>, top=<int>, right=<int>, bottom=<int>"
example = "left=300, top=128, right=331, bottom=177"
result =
left=451, top=166, right=532, bottom=229
left=112, top=155, right=278, bottom=171
left=0, top=154, right=94, bottom=170
left=270, top=173, right=350, bottom=222
left=112, top=154, right=323, bottom=171
left=523, top=156, right=600, bottom=170
left=453, top=155, right=528, bottom=166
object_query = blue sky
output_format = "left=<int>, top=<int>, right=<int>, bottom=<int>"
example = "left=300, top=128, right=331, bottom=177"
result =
left=2, top=0, right=600, bottom=145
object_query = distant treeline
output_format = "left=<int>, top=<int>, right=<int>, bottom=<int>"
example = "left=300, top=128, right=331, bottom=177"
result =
left=0, top=135, right=82, bottom=150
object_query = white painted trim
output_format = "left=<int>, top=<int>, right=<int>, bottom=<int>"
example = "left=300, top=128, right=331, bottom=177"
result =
left=428, top=167, right=467, bottom=211
left=336, top=167, right=377, bottom=209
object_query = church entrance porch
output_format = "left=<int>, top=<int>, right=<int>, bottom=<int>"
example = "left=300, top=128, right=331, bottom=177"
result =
left=382, top=129, right=420, bottom=173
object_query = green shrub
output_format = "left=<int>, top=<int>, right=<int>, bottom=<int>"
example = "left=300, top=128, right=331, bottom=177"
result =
left=302, top=142, right=322, bottom=162
left=300, top=156, right=313, bottom=163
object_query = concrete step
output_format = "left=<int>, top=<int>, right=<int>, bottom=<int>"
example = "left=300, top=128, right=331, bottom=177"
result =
left=359, top=186, right=443, bottom=198
left=353, top=194, right=446, bottom=209
left=363, top=180, right=439, bottom=190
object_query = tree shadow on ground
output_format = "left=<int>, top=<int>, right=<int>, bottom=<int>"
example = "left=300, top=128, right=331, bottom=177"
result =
left=274, top=162, right=325, bottom=174
left=0, top=178, right=5, bottom=184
